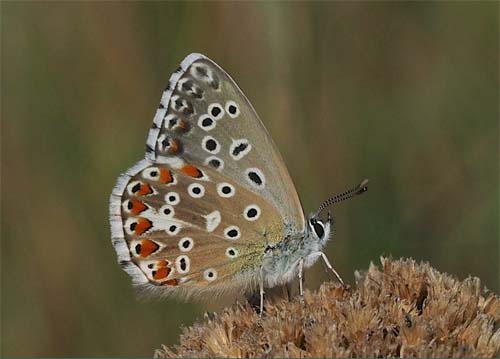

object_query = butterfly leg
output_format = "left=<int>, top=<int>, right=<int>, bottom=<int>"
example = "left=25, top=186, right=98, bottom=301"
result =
left=298, top=257, right=305, bottom=305
left=314, top=251, right=345, bottom=286
left=259, top=267, right=265, bottom=316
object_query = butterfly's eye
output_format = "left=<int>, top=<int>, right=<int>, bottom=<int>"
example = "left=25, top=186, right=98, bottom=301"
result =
left=310, top=219, right=325, bottom=239
left=225, top=101, right=240, bottom=118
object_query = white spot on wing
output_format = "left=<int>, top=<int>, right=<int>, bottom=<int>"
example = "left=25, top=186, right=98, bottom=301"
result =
left=203, top=268, right=217, bottom=281
left=204, top=210, right=221, bottom=232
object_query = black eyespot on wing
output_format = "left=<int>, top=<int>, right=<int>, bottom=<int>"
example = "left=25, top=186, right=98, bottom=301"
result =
left=205, top=139, right=217, bottom=151
left=180, top=258, right=187, bottom=271
left=222, top=186, right=231, bottom=194
left=182, top=240, right=190, bottom=249
left=248, top=171, right=262, bottom=185
left=131, top=182, right=141, bottom=193
left=232, top=143, right=248, bottom=156
left=228, top=105, right=237, bottom=114
left=211, top=106, right=221, bottom=117
left=202, top=117, right=213, bottom=127
left=192, top=186, right=201, bottom=194
left=247, top=208, right=257, bottom=218
left=227, top=229, right=238, bottom=238
left=209, top=159, right=221, bottom=168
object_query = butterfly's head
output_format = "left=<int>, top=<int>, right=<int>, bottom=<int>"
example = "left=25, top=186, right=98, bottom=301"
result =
left=307, top=213, right=332, bottom=244
left=307, top=179, right=369, bottom=244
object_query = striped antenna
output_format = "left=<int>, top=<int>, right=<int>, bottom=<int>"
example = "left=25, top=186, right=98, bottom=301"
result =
left=316, top=179, right=369, bottom=217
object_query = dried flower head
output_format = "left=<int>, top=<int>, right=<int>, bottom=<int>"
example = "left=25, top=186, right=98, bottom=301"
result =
left=155, top=257, right=500, bottom=358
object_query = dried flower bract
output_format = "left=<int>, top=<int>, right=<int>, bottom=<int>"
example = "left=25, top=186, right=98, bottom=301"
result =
left=156, top=257, right=500, bottom=358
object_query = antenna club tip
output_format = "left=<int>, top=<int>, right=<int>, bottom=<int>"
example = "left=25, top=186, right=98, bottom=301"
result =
left=358, top=179, right=369, bottom=193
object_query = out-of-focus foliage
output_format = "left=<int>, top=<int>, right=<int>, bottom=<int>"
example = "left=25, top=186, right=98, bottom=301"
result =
left=1, top=2, right=498, bottom=357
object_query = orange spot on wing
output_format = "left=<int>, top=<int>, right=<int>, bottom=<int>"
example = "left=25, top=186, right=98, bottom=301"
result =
left=134, top=218, right=153, bottom=236
left=162, top=279, right=178, bottom=286
left=177, top=120, right=187, bottom=130
left=181, top=164, right=202, bottom=178
left=168, top=139, right=179, bottom=154
left=153, top=267, right=171, bottom=280
left=137, top=183, right=153, bottom=196
left=157, top=259, right=168, bottom=268
left=159, top=168, right=173, bottom=184
left=139, top=239, right=159, bottom=257
left=130, top=199, right=147, bottom=215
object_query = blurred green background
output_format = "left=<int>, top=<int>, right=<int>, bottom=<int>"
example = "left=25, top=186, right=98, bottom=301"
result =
left=1, top=1, right=498, bottom=357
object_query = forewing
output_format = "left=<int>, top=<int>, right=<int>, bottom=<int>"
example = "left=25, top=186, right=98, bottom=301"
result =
left=145, top=54, right=305, bottom=232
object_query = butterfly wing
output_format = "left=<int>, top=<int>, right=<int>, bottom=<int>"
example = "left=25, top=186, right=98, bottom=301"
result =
left=110, top=54, right=304, bottom=296
left=145, top=54, right=305, bottom=232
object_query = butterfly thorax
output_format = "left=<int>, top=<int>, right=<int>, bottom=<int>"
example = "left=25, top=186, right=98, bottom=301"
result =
left=261, top=219, right=332, bottom=288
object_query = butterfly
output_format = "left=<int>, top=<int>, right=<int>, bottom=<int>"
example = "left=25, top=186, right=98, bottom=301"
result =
left=109, top=53, right=368, bottom=312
